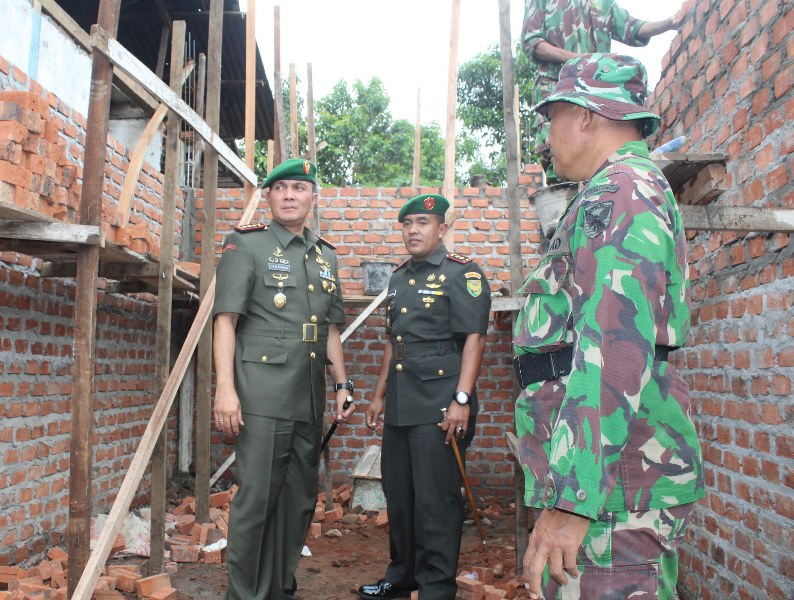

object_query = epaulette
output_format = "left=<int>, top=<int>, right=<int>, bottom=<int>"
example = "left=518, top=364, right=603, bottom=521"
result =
left=234, top=222, right=267, bottom=233
left=318, top=235, right=336, bottom=250
left=446, top=252, right=472, bottom=264
left=394, top=259, right=410, bottom=271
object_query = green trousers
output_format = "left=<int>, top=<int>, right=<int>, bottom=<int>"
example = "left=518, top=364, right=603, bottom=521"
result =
left=225, top=414, right=322, bottom=600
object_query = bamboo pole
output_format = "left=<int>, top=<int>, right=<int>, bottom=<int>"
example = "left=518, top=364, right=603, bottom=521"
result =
left=443, top=0, right=460, bottom=249
left=244, top=0, right=257, bottom=203
left=290, top=63, right=299, bottom=157
left=195, top=0, right=224, bottom=525
left=273, top=6, right=287, bottom=162
left=413, top=88, right=421, bottom=188
left=149, top=19, right=186, bottom=574
left=307, top=63, right=319, bottom=232
left=67, top=1, right=120, bottom=595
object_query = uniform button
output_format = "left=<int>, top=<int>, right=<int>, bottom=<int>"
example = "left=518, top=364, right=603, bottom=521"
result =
left=310, top=315, right=318, bottom=323
left=308, top=284, right=315, bottom=292
left=400, top=307, right=407, bottom=314
left=576, top=489, right=587, bottom=502
left=424, top=303, right=430, bottom=309
left=408, top=279, right=416, bottom=286
left=395, top=363, right=403, bottom=371
left=278, top=281, right=284, bottom=287
left=261, top=356, right=267, bottom=363
left=305, top=254, right=309, bottom=259
left=545, top=487, right=555, bottom=499
left=310, top=352, right=316, bottom=360
left=396, top=336, right=402, bottom=342
left=437, top=369, right=444, bottom=376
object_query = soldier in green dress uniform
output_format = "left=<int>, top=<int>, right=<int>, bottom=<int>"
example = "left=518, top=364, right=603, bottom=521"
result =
left=213, top=158, right=355, bottom=600
left=359, top=194, right=492, bottom=600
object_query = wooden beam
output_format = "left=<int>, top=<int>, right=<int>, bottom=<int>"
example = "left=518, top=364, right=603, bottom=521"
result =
left=91, top=26, right=257, bottom=185
left=41, top=261, right=170, bottom=279
left=178, top=358, right=196, bottom=472
left=0, top=220, right=103, bottom=245
left=413, top=89, right=421, bottom=188
left=290, top=63, right=299, bottom=158
left=307, top=63, right=319, bottom=231
left=195, top=0, right=225, bottom=525
left=273, top=6, right=287, bottom=163
left=117, top=60, right=195, bottom=227
left=680, top=205, right=794, bottom=232
left=244, top=0, right=256, bottom=203
left=154, top=26, right=169, bottom=79
left=68, top=1, right=120, bottom=595
left=442, top=0, right=461, bottom=249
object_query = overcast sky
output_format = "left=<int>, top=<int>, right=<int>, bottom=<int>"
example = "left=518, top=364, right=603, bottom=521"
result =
left=253, top=0, right=685, bottom=127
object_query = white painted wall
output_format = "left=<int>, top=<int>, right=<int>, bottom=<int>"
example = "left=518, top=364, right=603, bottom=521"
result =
left=111, top=119, right=164, bottom=168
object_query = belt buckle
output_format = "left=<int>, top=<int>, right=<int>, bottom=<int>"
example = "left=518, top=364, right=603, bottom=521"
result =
left=395, top=343, right=406, bottom=360
left=302, top=323, right=318, bottom=343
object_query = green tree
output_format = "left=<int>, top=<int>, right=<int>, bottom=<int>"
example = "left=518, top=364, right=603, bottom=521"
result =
left=456, top=43, right=537, bottom=185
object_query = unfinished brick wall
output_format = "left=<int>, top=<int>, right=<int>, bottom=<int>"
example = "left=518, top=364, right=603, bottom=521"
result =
left=0, top=59, right=182, bottom=566
left=203, top=174, right=545, bottom=500
left=649, top=0, right=793, bottom=598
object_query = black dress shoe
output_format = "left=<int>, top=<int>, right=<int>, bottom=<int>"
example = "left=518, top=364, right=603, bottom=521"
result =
left=357, top=579, right=417, bottom=598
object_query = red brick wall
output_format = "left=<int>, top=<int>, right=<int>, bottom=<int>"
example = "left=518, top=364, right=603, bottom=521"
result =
left=0, top=60, right=180, bottom=565
left=649, top=1, right=793, bottom=598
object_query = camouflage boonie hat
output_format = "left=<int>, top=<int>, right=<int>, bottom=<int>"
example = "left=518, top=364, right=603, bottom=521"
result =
left=262, top=158, right=317, bottom=189
left=534, top=53, right=660, bottom=138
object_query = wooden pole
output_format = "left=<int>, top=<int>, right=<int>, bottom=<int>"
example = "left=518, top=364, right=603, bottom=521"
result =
left=244, top=0, right=257, bottom=202
left=443, top=0, right=460, bottom=249
left=307, top=63, right=319, bottom=232
left=413, top=88, right=421, bottom=188
left=289, top=63, right=299, bottom=158
left=498, top=0, right=529, bottom=576
left=195, top=0, right=224, bottom=525
left=67, top=1, right=120, bottom=595
left=192, top=53, right=207, bottom=187
left=149, top=19, right=186, bottom=575
left=514, top=84, right=521, bottom=165
left=273, top=6, right=287, bottom=162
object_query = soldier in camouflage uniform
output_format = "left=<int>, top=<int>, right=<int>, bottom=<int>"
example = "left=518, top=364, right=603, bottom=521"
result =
left=513, top=54, right=704, bottom=599
left=522, top=0, right=685, bottom=182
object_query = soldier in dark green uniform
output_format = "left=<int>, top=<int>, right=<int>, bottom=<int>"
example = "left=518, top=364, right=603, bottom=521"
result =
left=359, top=194, right=492, bottom=600
left=213, top=158, right=355, bottom=600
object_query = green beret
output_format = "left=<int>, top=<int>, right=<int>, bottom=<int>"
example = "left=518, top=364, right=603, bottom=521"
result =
left=261, top=158, right=317, bottom=189
left=397, top=194, right=450, bottom=222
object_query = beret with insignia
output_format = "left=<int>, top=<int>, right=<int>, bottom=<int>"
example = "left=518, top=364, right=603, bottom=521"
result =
left=397, top=194, right=450, bottom=222
left=262, top=158, right=317, bottom=189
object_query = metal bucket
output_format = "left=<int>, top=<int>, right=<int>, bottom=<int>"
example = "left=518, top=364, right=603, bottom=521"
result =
left=529, top=182, right=578, bottom=239
left=361, top=260, right=396, bottom=295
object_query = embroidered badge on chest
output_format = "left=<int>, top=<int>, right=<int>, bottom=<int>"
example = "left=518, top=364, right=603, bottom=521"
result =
left=583, top=201, right=613, bottom=238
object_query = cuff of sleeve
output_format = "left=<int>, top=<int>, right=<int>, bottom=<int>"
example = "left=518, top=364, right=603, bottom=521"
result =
left=540, top=473, right=604, bottom=520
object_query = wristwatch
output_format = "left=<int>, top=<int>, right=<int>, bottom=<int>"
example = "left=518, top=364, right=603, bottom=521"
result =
left=452, top=391, right=470, bottom=406
left=334, top=380, right=355, bottom=393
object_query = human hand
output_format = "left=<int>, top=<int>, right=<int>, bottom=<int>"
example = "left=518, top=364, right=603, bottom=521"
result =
left=365, top=397, right=384, bottom=431
left=438, top=403, right=469, bottom=444
left=213, top=386, right=244, bottom=436
left=670, top=5, right=687, bottom=31
left=522, top=508, right=590, bottom=599
left=334, top=389, right=355, bottom=423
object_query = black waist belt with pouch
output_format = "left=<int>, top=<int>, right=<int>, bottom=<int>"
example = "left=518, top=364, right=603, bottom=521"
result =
left=513, top=345, right=675, bottom=388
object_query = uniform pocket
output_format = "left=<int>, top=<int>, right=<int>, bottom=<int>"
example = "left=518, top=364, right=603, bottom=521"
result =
left=556, top=563, right=658, bottom=599
left=413, top=354, right=461, bottom=381
left=240, top=342, right=289, bottom=365
left=514, top=253, right=572, bottom=349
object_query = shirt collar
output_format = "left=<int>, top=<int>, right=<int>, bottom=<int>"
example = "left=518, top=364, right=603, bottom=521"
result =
left=269, top=220, right=319, bottom=250
left=407, top=244, right=447, bottom=271
left=595, top=140, right=650, bottom=174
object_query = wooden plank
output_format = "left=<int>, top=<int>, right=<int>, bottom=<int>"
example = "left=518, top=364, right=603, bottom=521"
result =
left=244, top=0, right=257, bottom=204
left=209, top=452, right=236, bottom=487
left=178, top=357, right=195, bottom=472
left=289, top=63, right=299, bottom=157
left=676, top=163, right=729, bottom=206
left=0, top=221, right=103, bottom=245
left=148, top=19, right=185, bottom=575
left=307, top=63, right=319, bottom=231
left=442, top=0, right=461, bottom=250
left=117, top=60, right=195, bottom=227
left=413, top=89, right=421, bottom=187
left=91, top=27, right=257, bottom=186
left=352, top=445, right=381, bottom=479
left=195, top=0, right=225, bottom=525
left=492, top=296, right=526, bottom=312
left=681, top=205, right=794, bottom=233
left=0, top=199, right=57, bottom=223
left=653, top=153, right=728, bottom=191
left=68, top=1, right=120, bottom=595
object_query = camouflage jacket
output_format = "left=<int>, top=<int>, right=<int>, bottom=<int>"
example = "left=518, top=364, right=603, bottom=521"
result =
left=522, top=0, right=650, bottom=100
left=513, top=141, right=704, bottom=518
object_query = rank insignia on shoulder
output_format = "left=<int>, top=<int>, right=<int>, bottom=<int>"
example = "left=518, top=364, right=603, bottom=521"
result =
left=317, top=236, right=336, bottom=250
left=446, top=252, right=472, bottom=264
left=234, top=222, right=267, bottom=232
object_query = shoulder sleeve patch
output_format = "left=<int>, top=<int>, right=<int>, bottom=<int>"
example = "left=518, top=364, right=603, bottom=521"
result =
left=318, top=235, right=336, bottom=250
left=233, top=222, right=268, bottom=233
left=446, top=252, right=472, bottom=264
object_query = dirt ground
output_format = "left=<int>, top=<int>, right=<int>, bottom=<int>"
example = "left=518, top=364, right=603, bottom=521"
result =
left=108, top=502, right=526, bottom=599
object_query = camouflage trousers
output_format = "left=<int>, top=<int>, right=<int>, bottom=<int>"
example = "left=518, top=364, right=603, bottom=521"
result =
left=534, top=503, right=694, bottom=599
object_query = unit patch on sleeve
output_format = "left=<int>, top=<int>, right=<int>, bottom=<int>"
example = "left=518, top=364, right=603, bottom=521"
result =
left=583, top=201, right=613, bottom=238
left=466, top=280, right=482, bottom=297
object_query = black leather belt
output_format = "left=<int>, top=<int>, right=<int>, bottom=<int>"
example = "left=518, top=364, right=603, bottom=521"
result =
left=513, top=345, right=675, bottom=388
left=238, top=322, right=329, bottom=342
left=392, top=340, right=462, bottom=360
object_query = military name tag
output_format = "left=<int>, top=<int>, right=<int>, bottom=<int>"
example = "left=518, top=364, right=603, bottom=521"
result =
left=268, top=262, right=291, bottom=272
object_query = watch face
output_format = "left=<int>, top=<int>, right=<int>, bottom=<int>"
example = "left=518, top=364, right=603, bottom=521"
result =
left=454, top=392, right=469, bottom=405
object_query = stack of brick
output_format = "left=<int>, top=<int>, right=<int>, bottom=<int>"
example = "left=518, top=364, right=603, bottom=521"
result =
left=164, top=487, right=235, bottom=565
left=307, top=483, right=355, bottom=539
